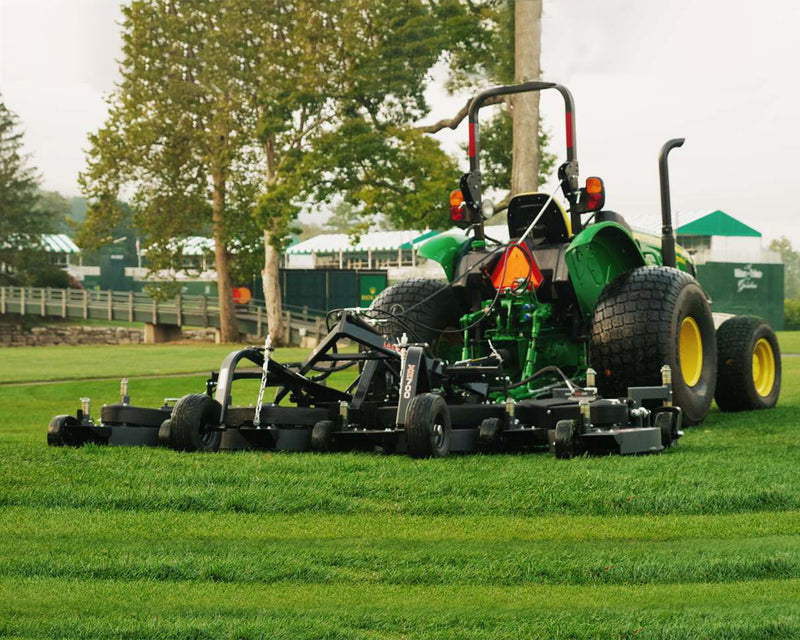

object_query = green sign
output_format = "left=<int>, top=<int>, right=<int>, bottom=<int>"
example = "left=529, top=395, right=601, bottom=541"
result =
left=359, top=273, right=386, bottom=307
left=695, top=262, right=784, bottom=330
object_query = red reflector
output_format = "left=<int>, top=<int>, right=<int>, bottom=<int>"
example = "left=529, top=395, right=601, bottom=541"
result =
left=586, top=192, right=603, bottom=211
left=468, top=122, right=476, bottom=157
left=491, top=243, right=543, bottom=291
left=450, top=206, right=464, bottom=221
left=565, top=111, right=573, bottom=149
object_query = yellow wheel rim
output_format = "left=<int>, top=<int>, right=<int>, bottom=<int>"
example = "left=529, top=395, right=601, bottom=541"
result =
left=752, top=338, right=776, bottom=397
left=679, top=316, right=703, bottom=387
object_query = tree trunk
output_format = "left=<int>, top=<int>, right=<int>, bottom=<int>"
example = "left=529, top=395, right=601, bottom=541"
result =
left=212, top=169, right=240, bottom=343
left=261, top=136, right=284, bottom=345
left=511, top=0, right=542, bottom=195
left=262, top=226, right=283, bottom=344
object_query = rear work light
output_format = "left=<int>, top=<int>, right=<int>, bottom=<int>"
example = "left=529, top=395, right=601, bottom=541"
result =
left=450, top=189, right=466, bottom=221
left=491, top=243, right=543, bottom=292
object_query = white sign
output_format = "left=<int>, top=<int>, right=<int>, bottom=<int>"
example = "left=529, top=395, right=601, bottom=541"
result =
left=734, top=264, right=763, bottom=293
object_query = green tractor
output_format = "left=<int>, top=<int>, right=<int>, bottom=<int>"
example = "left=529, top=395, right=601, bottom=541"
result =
left=48, top=81, right=781, bottom=458
left=369, top=80, right=781, bottom=441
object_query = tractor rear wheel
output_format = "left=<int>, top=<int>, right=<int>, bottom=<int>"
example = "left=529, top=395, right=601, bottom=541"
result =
left=167, top=393, right=222, bottom=452
left=590, top=266, right=717, bottom=426
left=405, top=393, right=452, bottom=458
left=369, top=278, right=461, bottom=347
left=715, top=316, right=781, bottom=411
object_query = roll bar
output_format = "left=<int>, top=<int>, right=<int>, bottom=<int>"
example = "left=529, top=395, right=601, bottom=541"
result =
left=462, top=81, right=580, bottom=238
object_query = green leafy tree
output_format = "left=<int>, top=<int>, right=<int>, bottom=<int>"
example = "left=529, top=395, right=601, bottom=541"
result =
left=0, top=98, right=62, bottom=286
left=79, top=0, right=262, bottom=342
left=769, top=237, right=800, bottom=301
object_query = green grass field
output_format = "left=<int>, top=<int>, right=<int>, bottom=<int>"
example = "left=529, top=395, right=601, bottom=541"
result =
left=0, top=338, right=799, bottom=638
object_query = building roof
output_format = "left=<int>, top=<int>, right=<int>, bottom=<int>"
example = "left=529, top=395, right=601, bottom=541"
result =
left=41, top=234, right=80, bottom=253
left=676, top=210, right=761, bottom=237
left=180, top=236, right=215, bottom=256
left=285, top=229, right=435, bottom=255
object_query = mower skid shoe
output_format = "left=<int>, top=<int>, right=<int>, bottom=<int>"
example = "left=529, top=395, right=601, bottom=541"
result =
left=578, top=427, right=664, bottom=455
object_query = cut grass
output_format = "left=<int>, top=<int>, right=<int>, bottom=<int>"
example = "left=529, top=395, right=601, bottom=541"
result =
left=777, top=330, right=800, bottom=354
left=0, top=343, right=318, bottom=383
left=0, top=351, right=798, bottom=638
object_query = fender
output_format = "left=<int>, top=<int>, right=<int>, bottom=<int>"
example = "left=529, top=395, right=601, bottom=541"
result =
left=418, top=232, right=471, bottom=281
left=565, top=221, right=647, bottom=318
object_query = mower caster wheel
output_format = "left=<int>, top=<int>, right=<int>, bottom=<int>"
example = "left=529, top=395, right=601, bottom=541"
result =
left=478, top=417, right=503, bottom=453
left=158, top=419, right=172, bottom=445
left=653, top=407, right=682, bottom=449
left=405, top=393, right=452, bottom=458
left=167, top=394, right=222, bottom=452
left=47, top=415, right=82, bottom=447
left=553, top=419, right=577, bottom=459
left=311, top=420, right=335, bottom=452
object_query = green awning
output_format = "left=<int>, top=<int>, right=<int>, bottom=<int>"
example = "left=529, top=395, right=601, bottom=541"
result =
left=676, top=210, right=761, bottom=237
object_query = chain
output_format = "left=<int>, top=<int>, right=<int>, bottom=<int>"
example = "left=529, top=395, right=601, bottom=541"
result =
left=253, top=334, right=273, bottom=428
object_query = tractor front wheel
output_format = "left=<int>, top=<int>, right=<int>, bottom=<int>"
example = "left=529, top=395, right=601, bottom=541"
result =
left=590, top=266, right=717, bottom=426
left=405, top=393, right=452, bottom=458
left=715, top=316, right=781, bottom=411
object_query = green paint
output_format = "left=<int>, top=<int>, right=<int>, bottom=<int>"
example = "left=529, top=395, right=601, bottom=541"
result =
left=632, top=230, right=694, bottom=273
left=565, top=222, right=646, bottom=318
left=418, top=233, right=470, bottom=281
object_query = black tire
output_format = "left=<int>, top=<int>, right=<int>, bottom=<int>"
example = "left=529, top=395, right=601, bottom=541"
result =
left=405, top=393, right=452, bottom=458
left=369, top=278, right=462, bottom=346
left=47, top=415, right=81, bottom=447
left=553, top=419, right=576, bottom=459
left=590, top=267, right=717, bottom=426
left=478, top=417, right=503, bottom=453
left=311, top=420, right=335, bottom=452
left=715, top=316, right=781, bottom=411
left=168, top=393, right=222, bottom=452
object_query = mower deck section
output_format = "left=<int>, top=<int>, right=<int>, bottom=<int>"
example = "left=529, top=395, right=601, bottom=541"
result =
left=49, top=310, right=681, bottom=458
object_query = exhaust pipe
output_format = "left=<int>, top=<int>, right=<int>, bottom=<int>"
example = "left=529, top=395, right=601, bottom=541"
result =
left=658, top=138, right=685, bottom=268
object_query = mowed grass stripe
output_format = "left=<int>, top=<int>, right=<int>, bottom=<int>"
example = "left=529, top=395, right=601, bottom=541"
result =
left=3, top=511, right=799, bottom=589
left=2, top=438, right=799, bottom=516
left=1, top=528, right=798, bottom=586
left=2, top=578, right=799, bottom=640
left=3, top=506, right=800, bottom=543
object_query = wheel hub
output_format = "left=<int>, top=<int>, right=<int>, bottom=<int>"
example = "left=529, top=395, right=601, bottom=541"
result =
left=752, top=338, right=775, bottom=397
left=679, top=316, right=703, bottom=387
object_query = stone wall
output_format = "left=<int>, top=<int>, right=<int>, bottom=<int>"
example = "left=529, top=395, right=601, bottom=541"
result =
left=0, top=324, right=219, bottom=347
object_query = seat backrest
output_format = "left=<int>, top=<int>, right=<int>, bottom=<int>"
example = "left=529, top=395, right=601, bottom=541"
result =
left=507, top=193, right=571, bottom=245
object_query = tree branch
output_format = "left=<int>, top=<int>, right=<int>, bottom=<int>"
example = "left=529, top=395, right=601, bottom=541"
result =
left=414, top=95, right=505, bottom=134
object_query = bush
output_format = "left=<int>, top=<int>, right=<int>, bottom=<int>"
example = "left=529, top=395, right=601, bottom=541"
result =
left=785, top=299, right=800, bottom=330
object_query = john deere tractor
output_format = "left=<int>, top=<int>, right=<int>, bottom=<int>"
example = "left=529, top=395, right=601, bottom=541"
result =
left=48, top=81, right=781, bottom=458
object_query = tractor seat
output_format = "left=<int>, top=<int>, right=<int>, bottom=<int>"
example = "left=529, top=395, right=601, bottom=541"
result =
left=507, top=193, right=571, bottom=246
left=592, top=210, right=632, bottom=233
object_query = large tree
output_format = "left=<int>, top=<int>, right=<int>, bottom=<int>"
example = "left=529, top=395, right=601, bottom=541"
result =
left=0, top=98, right=61, bottom=285
left=80, top=0, right=262, bottom=342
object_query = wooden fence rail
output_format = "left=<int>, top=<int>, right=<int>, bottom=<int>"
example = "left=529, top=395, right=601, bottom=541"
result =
left=0, top=286, right=329, bottom=345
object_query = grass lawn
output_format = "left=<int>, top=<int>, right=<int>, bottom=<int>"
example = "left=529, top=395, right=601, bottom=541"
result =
left=0, top=343, right=317, bottom=383
left=777, top=330, right=800, bottom=354
left=0, top=345, right=798, bottom=638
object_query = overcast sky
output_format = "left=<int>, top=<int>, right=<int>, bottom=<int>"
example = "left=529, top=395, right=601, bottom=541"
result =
left=1, top=0, right=799, bottom=246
